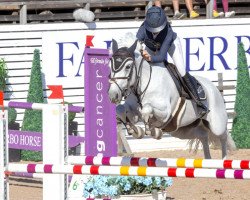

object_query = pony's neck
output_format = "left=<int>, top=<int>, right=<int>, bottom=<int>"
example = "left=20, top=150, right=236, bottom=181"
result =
left=135, top=56, right=179, bottom=98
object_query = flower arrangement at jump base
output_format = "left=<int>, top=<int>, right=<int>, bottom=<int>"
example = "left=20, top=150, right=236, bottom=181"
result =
left=83, top=175, right=173, bottom=200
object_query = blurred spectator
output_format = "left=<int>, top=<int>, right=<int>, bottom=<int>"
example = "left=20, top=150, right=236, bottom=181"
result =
left=172, top=0, right=187, bottom=19
left=154, top=0, right=199, bottom=19
left=154, top=0, right=162, bottom=7
left=172, top=0, right=199, bottom=19
left=213, top=0, right=235, bottom=18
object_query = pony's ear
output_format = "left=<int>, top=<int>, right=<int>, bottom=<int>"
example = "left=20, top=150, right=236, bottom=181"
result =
left=112, top=39, right=118, bottom=53
left=127, top=40, right=138, bottom=56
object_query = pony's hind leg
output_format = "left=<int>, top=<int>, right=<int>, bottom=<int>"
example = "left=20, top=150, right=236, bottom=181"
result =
left=200, top=134, right=212, bottom=159
left=193, top=125, right=212, bottom=159
left=219, top=131, right=228, bottom=159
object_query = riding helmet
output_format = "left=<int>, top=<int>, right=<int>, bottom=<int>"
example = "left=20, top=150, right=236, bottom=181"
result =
left=144, top=6, right=167, bottom=33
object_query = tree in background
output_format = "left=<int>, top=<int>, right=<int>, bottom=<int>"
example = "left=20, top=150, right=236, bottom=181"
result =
left=0, top=58, right=8, bottom=91
left=1, top=58, right=20, bottom=161
left=21, top=49, right=44, bottom=161
left=231, top=42, right=250, bottom=148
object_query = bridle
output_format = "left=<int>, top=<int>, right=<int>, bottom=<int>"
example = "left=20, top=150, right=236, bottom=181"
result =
left=109, top=47, right=137, bottom=99
left=109, top=47, right=152, bottom=106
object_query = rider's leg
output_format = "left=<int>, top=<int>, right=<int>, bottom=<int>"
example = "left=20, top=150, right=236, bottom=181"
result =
left=182, top=73, right=209, bottom=117
left=168, top=37, right=209, bottom=117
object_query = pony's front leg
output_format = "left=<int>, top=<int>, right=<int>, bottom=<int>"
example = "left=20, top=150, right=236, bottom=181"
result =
left=116, top=104, right=127, bottom=123
left=141, top=104, right=163, bottom=139
left=116, top=104, right=145, bottom=139
left=150, top=128, right=163, bottom=140
left=140, top=104, right=153, bottom=135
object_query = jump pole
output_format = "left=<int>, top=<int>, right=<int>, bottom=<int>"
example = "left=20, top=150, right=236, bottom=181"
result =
left=6, top=163, right=250, bottom=180
left=67, top=155, right=250, bottom=170
left=0, top=111, right=9, bottom=200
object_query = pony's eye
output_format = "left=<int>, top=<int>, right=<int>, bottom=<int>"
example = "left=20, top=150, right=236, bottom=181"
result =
left=125, top=64, right=132, bottom=69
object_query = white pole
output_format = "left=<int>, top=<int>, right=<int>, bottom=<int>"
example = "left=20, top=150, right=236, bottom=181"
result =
left=42, top=104, right=68, bottom=200
left=0, top=111, right=9, bottom=200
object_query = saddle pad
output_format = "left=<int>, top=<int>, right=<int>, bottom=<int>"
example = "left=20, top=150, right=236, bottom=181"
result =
left=161, top=97, right=186, bottom=132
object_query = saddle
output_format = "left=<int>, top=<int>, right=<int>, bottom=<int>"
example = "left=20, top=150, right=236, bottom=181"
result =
left=159, top=61, right=207, bottom=132
left=164, top=61, right=206, bottom=101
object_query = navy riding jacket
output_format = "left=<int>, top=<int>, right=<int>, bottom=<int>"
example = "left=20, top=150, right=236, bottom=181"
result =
left=136, top=22, right=177, bottom=63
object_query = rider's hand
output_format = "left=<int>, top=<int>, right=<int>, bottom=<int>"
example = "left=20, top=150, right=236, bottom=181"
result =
left=142, top=50, right=151, bottom=62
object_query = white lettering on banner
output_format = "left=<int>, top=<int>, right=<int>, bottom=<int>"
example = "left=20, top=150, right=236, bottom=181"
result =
left=97, top=129, right=103, bottom=138
left=8, top=133, right=42, bottom=148
left=97, top=140, right=105, bottom=157
left=8, top=134, right=19, bottom=145
left=19, top=135, right=42, bottom=147
left=96, top=119, right=103, bottom=126
left=90, top=57, right=105, bottom=65
left=96, top=93, right=103, bottom=102
left=95, top=68, right=105, bottom=156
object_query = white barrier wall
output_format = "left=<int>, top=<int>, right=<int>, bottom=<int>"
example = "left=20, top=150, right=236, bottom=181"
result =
left=0, top=18, right=249, bottom=132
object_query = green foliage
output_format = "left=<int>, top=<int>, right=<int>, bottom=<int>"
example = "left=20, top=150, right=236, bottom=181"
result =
left=231, top=43, right=250, bottom=148
left=0, top=59, right=17, bottom=126
left=8, top=107, right=17, bottom=124
left=83, top=175, right=173, bottom=198
left=0, top=58, right=8, bottom=91
left=21, top=49, right=44, bottom=161
left=64, top=101, right=76, bottom=122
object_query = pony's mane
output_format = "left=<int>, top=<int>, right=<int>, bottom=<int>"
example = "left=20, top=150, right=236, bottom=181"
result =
left=114, top=32, right=141, bottom=56
left=116, top=32, right=136, bottom=48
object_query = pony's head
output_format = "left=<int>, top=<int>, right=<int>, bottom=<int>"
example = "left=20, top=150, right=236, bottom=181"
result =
left=108, top=39, right=138, bottom=104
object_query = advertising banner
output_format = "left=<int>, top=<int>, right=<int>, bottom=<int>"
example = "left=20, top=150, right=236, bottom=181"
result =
left=42, top=20, right=250, bottom=86
left=84, top=48, right=117, bottom=157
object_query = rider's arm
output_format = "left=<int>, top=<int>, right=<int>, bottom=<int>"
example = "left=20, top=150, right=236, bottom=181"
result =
left=150, top=28, right=177, bottom=63
left=136, top=23, right=145, bottom=41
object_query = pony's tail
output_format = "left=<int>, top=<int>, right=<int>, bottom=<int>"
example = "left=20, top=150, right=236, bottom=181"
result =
left=208, top=130, right=237, bottom=153
left=188, top=130, right=237, bottom=155
left=187, top=139, right=200, bottom=154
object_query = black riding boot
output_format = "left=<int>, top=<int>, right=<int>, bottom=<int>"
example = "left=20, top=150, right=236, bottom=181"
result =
left=182, top=73, right=209, bottom=118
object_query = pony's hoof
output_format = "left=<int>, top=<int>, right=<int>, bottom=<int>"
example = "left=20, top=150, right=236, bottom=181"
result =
left=151, top=128, right=163, bottom=140
left=127, top=128, right=134, bottom=135
left=145, top=129, right=151, bottom=135
left=132, top=126, right=145, bottom=139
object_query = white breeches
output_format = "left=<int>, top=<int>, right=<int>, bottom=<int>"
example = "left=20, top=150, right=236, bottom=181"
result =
left=168, top=36, right=186, bottom=77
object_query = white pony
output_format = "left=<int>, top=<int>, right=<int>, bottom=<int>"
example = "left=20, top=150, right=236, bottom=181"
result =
left=108, top=38, right=235, bottom=159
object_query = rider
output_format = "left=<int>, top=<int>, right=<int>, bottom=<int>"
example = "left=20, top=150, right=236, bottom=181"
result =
left=136, top=5, right=208, bottom=117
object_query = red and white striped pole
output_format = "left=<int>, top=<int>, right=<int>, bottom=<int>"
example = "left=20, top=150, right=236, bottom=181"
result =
left=67, top=155, right=250, bottom=170
left=6, top=163, right=250, bottom=180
